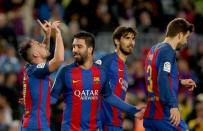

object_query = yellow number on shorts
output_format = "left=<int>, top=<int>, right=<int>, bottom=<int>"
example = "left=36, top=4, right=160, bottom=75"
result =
left=147, top=65, right=153, bottom=93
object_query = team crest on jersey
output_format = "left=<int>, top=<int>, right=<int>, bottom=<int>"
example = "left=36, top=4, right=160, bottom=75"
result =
left=95, top=60, right=102, bottom=65
left=37, top=63, right=45, bottom=68
left=163, top=62, right=171, bottom=73
left=93, top=77, right=100, bottom=83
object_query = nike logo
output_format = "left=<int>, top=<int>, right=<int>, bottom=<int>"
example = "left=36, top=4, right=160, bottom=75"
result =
left=72, top=80, right=80, bottom=84
left=118, top=69, right=123, bottom=72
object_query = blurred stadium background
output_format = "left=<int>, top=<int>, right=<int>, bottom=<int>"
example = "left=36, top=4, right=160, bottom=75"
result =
left=0, top=0, right=203, bottom=131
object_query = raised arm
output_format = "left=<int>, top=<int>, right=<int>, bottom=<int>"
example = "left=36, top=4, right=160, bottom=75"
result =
left=48, top=21, right=64, bottom=72
left=37, top=20, right=51, bottom=50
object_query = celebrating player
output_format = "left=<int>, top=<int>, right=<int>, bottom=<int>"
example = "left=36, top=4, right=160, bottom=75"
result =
left=51, top=31, right=143, bottom=131
left=19, top=20, right=64, bottom=131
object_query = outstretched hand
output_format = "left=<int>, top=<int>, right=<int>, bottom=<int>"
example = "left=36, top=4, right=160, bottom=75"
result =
left=134, top=105, right=146, bottom=119
left=180, top=79, right=197, bottom=91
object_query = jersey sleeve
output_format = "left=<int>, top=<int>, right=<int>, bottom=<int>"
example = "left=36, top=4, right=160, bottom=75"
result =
left=100, top=67, right=112, bottom=97
left=51, top=66, right=66, bottom=104
left=157, top=48, right=178, bottom=108
left=100, top=68, right=140, bottom=115
left=96, top=54, right=113, bottom=73
left=30, top=63, right=50, bottom=78
left=103, top=92, right=140, bottom=115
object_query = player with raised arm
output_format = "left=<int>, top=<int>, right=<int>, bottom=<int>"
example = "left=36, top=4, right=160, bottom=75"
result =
left=19, top=20, right=64, bottom=131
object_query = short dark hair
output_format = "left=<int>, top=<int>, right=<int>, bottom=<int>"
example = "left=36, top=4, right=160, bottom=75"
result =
left=18, top=39, right=33, bottom=63
left=113, top=26, right=137, bottom=47
left=74, top=31, right=95, bottom=53
left=166, top=18, right=194, bottom=37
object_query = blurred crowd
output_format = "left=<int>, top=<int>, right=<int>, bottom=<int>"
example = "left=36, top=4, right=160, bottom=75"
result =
left=0, top=0, right=203, bottom=131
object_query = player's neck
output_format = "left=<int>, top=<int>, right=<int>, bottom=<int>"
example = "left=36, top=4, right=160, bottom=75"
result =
left=80, top=57, right=93, bottom=70
left=117, top=50, right=127, bottom=62
left=31, top=58, right=46, bottom=64
left=163, top=37, right=177, bottom=50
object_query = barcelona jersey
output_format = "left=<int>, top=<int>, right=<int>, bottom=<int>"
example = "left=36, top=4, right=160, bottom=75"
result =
left=144, top=43, right=189, bottom=130
left=99, top=52, right=128, bottom=127
left=22, top=63, right=51, bottom=129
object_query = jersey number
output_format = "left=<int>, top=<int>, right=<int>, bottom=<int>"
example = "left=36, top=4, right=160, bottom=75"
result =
left=147, top=65, right=153, bottom=93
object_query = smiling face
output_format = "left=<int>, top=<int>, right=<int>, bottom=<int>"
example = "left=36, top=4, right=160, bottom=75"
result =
left=72, top=38, right=89, bottom=65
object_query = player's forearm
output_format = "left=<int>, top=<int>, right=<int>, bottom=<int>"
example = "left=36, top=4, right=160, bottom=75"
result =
left=54, top=32, right=64, bottom=62
left=48, top=31, right=64, bottom=72
left=42, top=33, right=51, bottom=50
left=104, top=94, right=140, bottom=114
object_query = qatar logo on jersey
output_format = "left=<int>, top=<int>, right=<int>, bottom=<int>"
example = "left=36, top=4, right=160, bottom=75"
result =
left=74, top=89, right=99, bottom=100
left=119, top=78, right=128, bottom=92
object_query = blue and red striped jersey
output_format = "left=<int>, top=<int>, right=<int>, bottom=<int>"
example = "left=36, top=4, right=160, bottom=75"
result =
left=99, top=52, right=128, bottom=127
left=51, top=63, right=109, bottom=131
left=144, top=43, right=179, bottom=120
left=22, top=63, right=51, bottom=129
left=51, top=62, right=138, bottom=131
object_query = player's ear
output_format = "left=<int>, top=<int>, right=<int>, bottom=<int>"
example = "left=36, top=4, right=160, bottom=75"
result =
left=178, top=32, right=183, bottom=40
left=88, top=47, right=93, bottom=55
left=114, top=39, right=120, bottom=47
left=32, top=52, right=39, bottom=58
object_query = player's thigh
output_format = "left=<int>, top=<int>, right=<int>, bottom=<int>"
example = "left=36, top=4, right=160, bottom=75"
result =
left=154, top=120, right=189, bottom=131
left=103, top=125, right=123, bottom=131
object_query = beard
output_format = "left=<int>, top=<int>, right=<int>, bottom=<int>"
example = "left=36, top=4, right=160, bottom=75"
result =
left=176, top=42, right=187, bottom=51
left=73, top=53, right=87, bottom=65
left=120, top=45, right=134, bottom=55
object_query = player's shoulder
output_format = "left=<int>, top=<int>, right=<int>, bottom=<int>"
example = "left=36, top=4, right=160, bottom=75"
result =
left=158, top=43, right=173, bottom=51
left=95, top=53, right=115, bottom=66
left=93, top=63, right=106, bottom=72
left=60, top=63, right=76, bottom=71
left=155, top=43, right=175, bottom=56
left=25, top=63, right=46, bottom=74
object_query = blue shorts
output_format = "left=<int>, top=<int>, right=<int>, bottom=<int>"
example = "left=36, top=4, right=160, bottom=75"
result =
left=103, top=125, right=123, bottom=131
left=144, top=119, right=189, bottom=131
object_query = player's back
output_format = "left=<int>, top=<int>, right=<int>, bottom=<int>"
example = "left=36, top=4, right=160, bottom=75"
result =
left=22, top=63, right=51, bottom=129
left=144, top=43, right=179, bottom=120
left=53, top=63, right=107, bottom=131
left=99, top=52, right=128, bottom=127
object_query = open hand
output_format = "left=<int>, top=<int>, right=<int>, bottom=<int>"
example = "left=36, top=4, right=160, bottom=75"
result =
left=180, top=79, right=197, bottom=91
left=134, top=105, right=146, bottom=119
left=170, top=107, right=180, bottom=126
